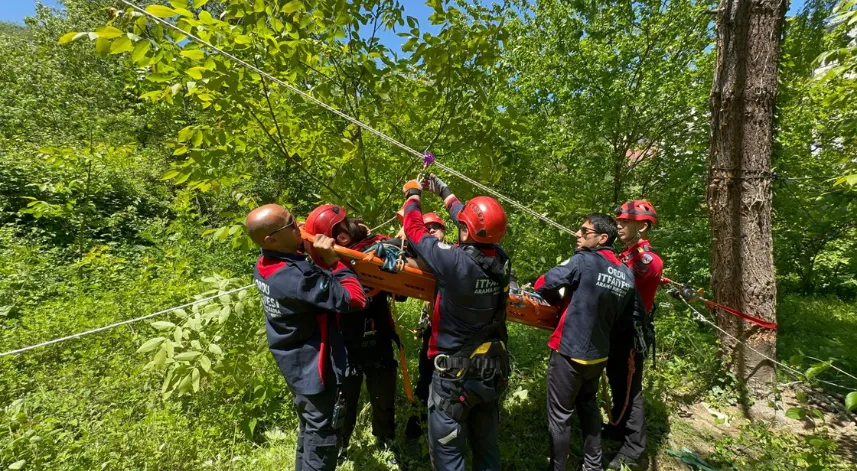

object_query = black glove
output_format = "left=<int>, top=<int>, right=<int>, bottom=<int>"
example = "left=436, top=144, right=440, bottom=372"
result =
left=422, top=173, right=452, bottom=200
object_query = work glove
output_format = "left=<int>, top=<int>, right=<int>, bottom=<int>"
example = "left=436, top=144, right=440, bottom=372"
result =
left=422, top=173, right=453, bottom=200
left=403, top=179, right=422, bottom=198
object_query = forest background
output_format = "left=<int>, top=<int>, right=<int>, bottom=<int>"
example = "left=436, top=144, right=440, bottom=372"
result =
left=1, top=0, right=856, bottom=469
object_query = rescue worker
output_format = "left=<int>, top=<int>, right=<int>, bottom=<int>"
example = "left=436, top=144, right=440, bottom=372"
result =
left=405, top=212, right=448, bottom=439
left=304, top=205, right=399, bottom=461
left=245, top=204, right=368, bottom=471
left=605, top=200, right=663, bottom=471
left=535, top=213, right=643, bottom=471
left=401, top=174, right=511, bottom=471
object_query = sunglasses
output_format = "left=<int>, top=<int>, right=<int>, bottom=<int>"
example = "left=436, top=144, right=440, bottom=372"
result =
left=267, top=217, right=297, bottom=237
left=578, top=226, right=602, bottom=236
left=426, top=223, right=445, bottom=232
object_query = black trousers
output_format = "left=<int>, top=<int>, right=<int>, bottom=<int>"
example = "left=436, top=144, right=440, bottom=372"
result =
left=428, top=375, right=502, bottom=471
left=293, top=386, right=341, bottom=471
left=547, top=350, right=605, bottom=471
left=341, top=365, right=397, bottom=448
left=406, top=326, right=435, bottom=438
left=606, top=347, right=646, bottom=460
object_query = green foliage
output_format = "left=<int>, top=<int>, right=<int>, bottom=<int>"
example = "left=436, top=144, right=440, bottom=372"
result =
left=1, top=0, right=856, bottom=469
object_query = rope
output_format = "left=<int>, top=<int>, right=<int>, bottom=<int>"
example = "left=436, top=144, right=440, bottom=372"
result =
left=676, top=295, right=854, bottom=392
left=119, top=0, right=577, bottom=236
left=0, top=284, right=254, bottom=358
left=370, top=215, right=399, bottom=233
left=600, top=348, right=637, bottom=426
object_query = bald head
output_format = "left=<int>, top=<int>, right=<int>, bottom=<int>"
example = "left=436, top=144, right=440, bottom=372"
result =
left=246, top=204, right=300, bottom=252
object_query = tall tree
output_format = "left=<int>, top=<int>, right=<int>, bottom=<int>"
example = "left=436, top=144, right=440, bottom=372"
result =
left=707, top=0, right=787, bottom=395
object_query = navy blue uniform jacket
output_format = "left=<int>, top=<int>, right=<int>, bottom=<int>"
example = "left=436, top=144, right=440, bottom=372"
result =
left=340, top=234, right=399, bottom=370
left=253, top=249, right=367, bottom=395
left=535, top=247, right=643, bottom=362
left=402, top=195, right=510, bottom=358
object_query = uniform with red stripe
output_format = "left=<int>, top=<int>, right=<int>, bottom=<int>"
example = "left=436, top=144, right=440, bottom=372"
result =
left=254, top=251, right=367, bottom=394
left=403, top=195, right=509, bottom=358
left=605, top=199, right=663, bottom=470
left=535, top=247, right=640, bottom=361
left=246, top=204, right=367, bottom=471
left=534, top=213, right=644, bottom=471
left=402, top=174, right=510, bottom=471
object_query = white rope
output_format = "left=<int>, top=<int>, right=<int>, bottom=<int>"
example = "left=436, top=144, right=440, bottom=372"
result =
left=677, top=295, right=855, bottom=392
left=119, top=0, right=577, bottom=236
left=370, top=215, right=399, bottom=233
left=0, top=284, right=254, bottom=358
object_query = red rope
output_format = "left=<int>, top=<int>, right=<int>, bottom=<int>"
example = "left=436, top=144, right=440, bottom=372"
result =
left=702, top=299, right=778, bottom=330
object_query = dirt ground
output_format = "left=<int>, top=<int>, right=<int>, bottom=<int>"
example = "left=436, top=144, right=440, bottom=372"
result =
left=645, top=388, right=857, bottom=470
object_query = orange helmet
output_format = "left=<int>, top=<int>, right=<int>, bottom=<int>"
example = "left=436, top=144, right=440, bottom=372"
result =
left=458, top=196, right=507, bottom=244
left=615, top=200, right=657, bottom=225
left=422, top=212, right=446, bottom=229
left=305, top=204, right=347, bottom=237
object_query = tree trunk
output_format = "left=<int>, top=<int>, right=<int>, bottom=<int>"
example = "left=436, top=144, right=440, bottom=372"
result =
left=707, top=0, right=786, bottom=396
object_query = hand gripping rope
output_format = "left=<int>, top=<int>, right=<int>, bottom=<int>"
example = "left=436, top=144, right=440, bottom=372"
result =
left=117, top=0, right=578, bottom=236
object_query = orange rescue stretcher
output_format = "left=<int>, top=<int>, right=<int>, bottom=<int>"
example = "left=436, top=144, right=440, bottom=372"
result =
left=300, top=229, right=559, bottom=330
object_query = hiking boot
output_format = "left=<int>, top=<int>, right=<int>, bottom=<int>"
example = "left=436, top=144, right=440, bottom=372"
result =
left=607, top=454, right=644, bottom=470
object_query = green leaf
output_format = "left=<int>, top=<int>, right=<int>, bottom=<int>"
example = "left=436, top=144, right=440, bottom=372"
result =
left=147, top=73, right=174, bottom=83
left=846, top=392, right=857, bottom=412
left=805, top=362, right=831, bottom=381
left=109, top=36, right=133, bottom=55
left=186, top=67, right=206, bottom=79
left=181, top=49, right=205, bottom=60
left=95, top=25, right=124, bottom=39
left=8, top=460, right=26, bottom=470
left=170, top=0, right=188, bottom=8
left=198, top=354, right=212, bottom=372
left=785, top=407, right=807, bottom=420
left=137, top=337, right=166, bottom=353
left=234, top=35, right=252, bottom=45
left=151, top=321, right=176, bottom=330
left=191, top=367, right=201, bottom=392
left=95, top=37, right=110, bottom=55
left=193, top=130, right=204, bottom=147
left=161, top=170, right=180, bottom=180
left=145, top=5, right=177, bottom=18
left=208, top=344, right=223, bottom=355
left=173, top=146, right=189, bottom=156
left=131, top=41, right=151, bottom=63
left=193, top=0, right=210, bottom=7
left=58, top=31, right=81, bottom=45
left=174, top=351, right=202, bottom=362
left=281, top=0, right=303, bottom=14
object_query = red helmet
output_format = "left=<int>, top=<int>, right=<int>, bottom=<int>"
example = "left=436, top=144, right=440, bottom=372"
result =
left=305, top=204, right=347, bottom=237
left=615, top=200, right=657, bottom=225
left=458, top=196, right=507, bottom=244
left=422, top=212, right=446, bottom=229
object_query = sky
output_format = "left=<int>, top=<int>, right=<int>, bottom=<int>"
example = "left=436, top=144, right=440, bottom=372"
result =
left=0, top=0, right=810, bottom=48
left=0, top=0, right=439, bottom=50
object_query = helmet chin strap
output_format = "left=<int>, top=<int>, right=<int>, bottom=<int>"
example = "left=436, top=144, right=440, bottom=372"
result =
left=625, top=222, right=643, bottom=247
